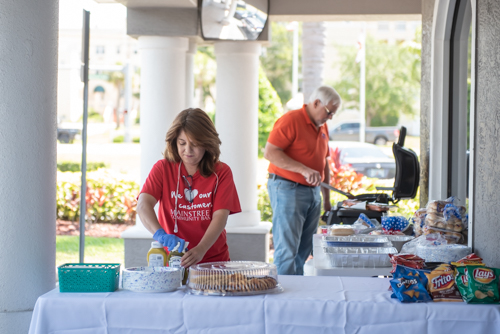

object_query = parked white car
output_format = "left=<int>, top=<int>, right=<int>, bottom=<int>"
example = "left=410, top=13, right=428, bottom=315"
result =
left=329, top=141, right=396, bottom=179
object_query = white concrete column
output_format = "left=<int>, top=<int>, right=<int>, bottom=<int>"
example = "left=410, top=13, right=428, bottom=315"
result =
left=122, top=36, right=189, bottom=265
left=138, top=36, right=189, bottom=186
left=214, top=41, right=270, bottom=232
left=185, top=38, right=197, bottom=108
left=0, top=0, right=58, bottom=332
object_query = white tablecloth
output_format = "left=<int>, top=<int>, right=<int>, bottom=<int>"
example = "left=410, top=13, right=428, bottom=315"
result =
left=29, top=275, right=500, bottom=334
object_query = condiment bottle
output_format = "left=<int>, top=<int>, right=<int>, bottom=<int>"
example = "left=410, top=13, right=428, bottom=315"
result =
left=147, top=241, right=167, bottom=267
left=168, top=242, right=189, bottom=285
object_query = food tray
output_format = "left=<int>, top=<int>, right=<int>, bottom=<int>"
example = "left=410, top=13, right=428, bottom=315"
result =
left=322, top=235, right=390, bottom=248
left=58, top=263, right=120, bottom=292
left=322, top=247, right=397, bottom=268
left=383, top=235, right=414, bottom=252
left=187, top=261, right=283, bottom=296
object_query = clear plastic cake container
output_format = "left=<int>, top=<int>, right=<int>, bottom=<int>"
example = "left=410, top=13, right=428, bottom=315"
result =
left=322, top=235, right=390, bottom=248
left=187, top=261, right=284, bottom=296
left=322, top=246, right=397, bottom=268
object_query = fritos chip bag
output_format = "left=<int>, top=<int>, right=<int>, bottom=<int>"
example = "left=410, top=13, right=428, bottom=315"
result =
left=466, top=265, right=499, bottom=304
left=390, top=273, right=432, bottom=303
left=389, top=254, right=425, bottom=274
left=425, top=264, right=463, bottom=302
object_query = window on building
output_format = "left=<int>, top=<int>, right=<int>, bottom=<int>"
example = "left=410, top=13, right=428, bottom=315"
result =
left=96, top=45, right=105, bottom=54
left=377, top=22, right=389, bottom=31
left=395, top=22, right=406, bottom=31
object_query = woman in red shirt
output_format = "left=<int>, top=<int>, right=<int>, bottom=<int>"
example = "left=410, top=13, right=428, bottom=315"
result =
left=137, top=108, right=241, bottom=267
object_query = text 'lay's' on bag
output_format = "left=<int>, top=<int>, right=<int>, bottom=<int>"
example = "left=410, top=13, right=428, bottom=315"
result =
left=456, top=265, right=500, bottom=304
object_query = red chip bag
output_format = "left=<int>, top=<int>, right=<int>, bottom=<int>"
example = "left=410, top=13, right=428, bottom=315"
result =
left=389, top=254, right=425, bottom=274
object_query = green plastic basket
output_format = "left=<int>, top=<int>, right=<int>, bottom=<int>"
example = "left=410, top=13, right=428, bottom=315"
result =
left=58, top=263, right=121, bottom=293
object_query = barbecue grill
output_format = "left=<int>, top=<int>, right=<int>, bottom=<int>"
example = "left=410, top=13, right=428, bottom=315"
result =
left=321, top=126, right=419, bottom=225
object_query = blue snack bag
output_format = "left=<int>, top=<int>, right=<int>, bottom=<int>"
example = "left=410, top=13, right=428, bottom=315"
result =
left=358, top=213, right=376, bottom=228
left=382, top=216, right=409, bottom=232
left=390, top=274, right=433, bottom=303
left=390, top=265, right=431, bottom=299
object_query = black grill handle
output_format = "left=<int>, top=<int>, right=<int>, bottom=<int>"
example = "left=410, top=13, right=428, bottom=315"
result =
left=397, top=126, right=407, bottom=147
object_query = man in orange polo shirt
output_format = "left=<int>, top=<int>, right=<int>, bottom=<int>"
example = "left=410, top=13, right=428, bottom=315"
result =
left=264, top=85, right=341, bottom=275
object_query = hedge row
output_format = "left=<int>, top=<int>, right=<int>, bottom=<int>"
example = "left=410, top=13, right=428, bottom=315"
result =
left=57, top=169, right=139, bottom=224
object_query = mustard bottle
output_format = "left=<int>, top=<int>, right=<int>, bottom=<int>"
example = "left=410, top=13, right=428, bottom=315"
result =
left=168, top=242, right=189, bottom=285
left=147, top=241, right=167, bottom=267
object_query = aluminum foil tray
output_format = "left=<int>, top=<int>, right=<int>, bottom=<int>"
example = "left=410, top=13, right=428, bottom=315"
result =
left=383, top=235, right=415, bottom=253
left=383, top=235, right=414, bottom=242
left=322, top=235, right=390, bottom=248
left=322, top=246, right=397, bottom=268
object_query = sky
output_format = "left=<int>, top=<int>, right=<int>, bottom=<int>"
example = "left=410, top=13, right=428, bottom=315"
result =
left=59, top=0, right=127, bottom=30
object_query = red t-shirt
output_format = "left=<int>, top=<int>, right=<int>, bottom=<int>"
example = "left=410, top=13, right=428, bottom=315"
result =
left=140, top=159, right=242, bottom=263
left=267, top=105, right=330, bottom=185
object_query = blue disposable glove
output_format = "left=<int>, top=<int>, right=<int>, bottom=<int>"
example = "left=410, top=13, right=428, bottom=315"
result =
left=153, top=228, right=185, bottom=252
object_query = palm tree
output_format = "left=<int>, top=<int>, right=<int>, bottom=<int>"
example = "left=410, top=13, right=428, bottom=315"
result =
left=302, top=22, right=326, bottom=103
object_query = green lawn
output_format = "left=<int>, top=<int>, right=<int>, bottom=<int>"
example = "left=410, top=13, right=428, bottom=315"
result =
left=56, top=236, right=124, bottom=268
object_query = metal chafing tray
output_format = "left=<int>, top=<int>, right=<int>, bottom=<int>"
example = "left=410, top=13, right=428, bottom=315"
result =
left=322, top=235, right=390, bottom=248
left=383, top=235, right=414, bottom=252
left=322, top=246, right=397, bottom=268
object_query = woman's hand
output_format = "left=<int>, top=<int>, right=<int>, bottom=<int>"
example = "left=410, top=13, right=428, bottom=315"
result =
left=180, top=209, right=230, bottom=268
left=180, top=246, right=207, bottom=268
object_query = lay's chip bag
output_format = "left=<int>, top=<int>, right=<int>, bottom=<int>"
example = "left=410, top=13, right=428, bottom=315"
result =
left=465, top=265, right=499, bottom=304
left=453, top=257, right=484, bottom=302
left=455, top=266, right=473, bottom=302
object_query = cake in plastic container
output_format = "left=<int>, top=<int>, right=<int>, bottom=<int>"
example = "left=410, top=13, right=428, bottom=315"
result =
left=187, top=261, right=283, bottom=296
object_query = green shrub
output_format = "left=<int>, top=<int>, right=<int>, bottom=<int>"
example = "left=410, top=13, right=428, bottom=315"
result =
left=113, top=135, right=124, bottom=143
left=113, top=136, right=140, bottom=143
left=258, top=67, right=283, bottom=157
left=79, top=108, right=104, bottom=123
left=57, top=169, right=139, bottom=224
left=57, top=161, right=107, bottom=172
left=257, top=184, right=273, bottom=223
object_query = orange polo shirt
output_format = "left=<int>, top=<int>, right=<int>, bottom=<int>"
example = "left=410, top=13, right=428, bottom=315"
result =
left=267, top=104, right=330, bottom=186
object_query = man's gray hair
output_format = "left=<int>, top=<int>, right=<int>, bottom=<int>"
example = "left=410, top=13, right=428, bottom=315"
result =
left=308, top=86, right=342, bottom=107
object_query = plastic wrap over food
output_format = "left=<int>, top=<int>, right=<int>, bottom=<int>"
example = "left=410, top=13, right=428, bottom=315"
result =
left=424, top=197, right=466, bottom=233
left=415, top=243, right=472, bottom=263
left=187, top=261, right=283, bottom=296
left=412, top=208, right=427, bottom=237
left=400, top=235, right=441, bottom=255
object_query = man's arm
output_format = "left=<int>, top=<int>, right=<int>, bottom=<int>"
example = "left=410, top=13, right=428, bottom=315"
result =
left=264, top=141, right=322, bottom=186
left=321, top=158, right=332, bottom=212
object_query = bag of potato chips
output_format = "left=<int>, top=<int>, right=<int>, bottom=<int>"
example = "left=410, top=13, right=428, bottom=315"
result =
left=390, top=273, right=432, bottom=303
left=466, top=265, right=499, bottom=304
left=390, top=265, right=431, bottom=299
left=425, top=264, right=463, bottom=302
left=455, top=266, right=473, bottom=302
left=456, top=265, right=500, bottom=304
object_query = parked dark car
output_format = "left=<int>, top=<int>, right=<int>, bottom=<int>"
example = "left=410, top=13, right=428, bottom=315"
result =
left=329, top=141, right=396, bottom=179
left=57, top=128, right=80, bottom=143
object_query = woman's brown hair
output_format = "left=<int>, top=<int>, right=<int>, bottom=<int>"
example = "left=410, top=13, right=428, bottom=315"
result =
left=164, top=108, right=221, bottom=177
